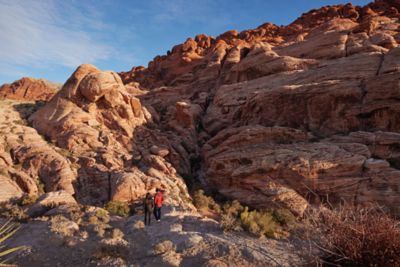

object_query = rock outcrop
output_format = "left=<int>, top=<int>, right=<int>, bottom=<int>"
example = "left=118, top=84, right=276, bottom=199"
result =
left=118, top=0, right=400, bottom=215
left=0, top=77, right=59, bottom=101
left=0, top=1, right=399, bottom=216
left=29, top=64, right=191, bottom=207
left=27, top=190, right=78, bottom=217
left=0, top=100, right=75, bottom=202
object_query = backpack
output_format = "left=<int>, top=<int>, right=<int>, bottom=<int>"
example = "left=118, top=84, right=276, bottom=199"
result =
left=144, top=197, right=154, bottom=210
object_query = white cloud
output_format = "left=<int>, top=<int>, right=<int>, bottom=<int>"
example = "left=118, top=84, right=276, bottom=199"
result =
left=0, top=0, right=112, bottom=73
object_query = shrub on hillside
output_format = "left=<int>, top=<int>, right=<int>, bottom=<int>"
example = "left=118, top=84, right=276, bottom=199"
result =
left=104, top=202, right=130, bottom=217
left=220, top=200, right=244, bottom=231
left=50, top=215, right=78, bottom=237
left=272, top=208, right=296, bottom=226
left=240, top=207, right=278, bottom=238
left=153, top=240, right=176, bottom=254
left=193, top=189, right=221, bottom=213
left=305, top=206, right=400, bottom=266
left=0, top=203, right=28, bottom=222
left=19, top=194, right=38, bottom=206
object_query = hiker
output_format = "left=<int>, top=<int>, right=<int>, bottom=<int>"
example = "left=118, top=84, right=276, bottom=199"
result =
left=143, top=192, right=154, bottom=226
left=154, top=188, right=164, bottom=222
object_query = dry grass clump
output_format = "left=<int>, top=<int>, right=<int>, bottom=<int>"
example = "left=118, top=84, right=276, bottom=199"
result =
left=88, top=208, right=109, bottom=224
left=132, top=220, right=145, bottom=230
left=304, top=205, right=400, bottom=266
left=104, top=201, right=130, bottom=217
left=19, top=194, right=38, bottom=206
left=92, top=243, right=128, bottom=264
left=87, top=208, right=111, bottom=237
left=0, top=203, right=28, bottom=222
left=93, top=225, right=107, bottom=238
left=154, top=240, right=176, bottom=254
left=50, top=215, right=79, bottom=237
left=111, top=228, right=124, bottom=240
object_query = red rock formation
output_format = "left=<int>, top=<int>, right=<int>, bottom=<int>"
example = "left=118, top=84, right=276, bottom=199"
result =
left=1, top=1, right=399, bottom=216
left=29, top=64, right=192, bottom=207
left=117, top=0, right=400, bottom=215
left=0, top=77, right=59, bottom=101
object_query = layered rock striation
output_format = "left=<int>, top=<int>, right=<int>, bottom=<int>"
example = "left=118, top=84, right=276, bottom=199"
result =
left=1, top=0, right=399, bottom=215
left=119, top=0, right=400, bottom=215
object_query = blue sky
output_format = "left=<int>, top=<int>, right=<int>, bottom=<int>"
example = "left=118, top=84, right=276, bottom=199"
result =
left=0, top=0, right=371, bottom=84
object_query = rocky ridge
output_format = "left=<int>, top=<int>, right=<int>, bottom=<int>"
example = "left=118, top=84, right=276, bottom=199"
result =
left=0, top=0, right=399, bottom=217
left=118, top=0, right=400, bottom=215
left=0, top=77, right=59, bottom=101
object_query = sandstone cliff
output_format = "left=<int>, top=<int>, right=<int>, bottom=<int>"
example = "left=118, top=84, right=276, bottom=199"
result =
left=118, top=0, right=400, bottom=215
left=0, top=0, right=399, bottom=217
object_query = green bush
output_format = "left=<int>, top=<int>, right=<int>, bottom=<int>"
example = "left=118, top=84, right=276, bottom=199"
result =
left=95, top=208, right=109, bottom=222
left=240, top=207, right=278, bottom=238
left=272, top=208, right=296, bottom=226
left=104, top=201, right=130, bottom=217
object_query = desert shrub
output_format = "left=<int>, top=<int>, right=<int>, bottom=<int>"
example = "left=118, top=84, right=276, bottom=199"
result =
left=94, top=225, right=106, bottom=238
left=132, top=220, right=145, bottom=230
left=92, top=243, right=128, bottom=262
left=240, top=207, right=278, bottom=238
left=154, top=240, right=176, bottom=254
left=95, top=208, right=110, bottom=223
left=111, top=228, right=124, bottom=240
left=104, top=201, right=130, bottom=217
left=305, top=206, right=400, bottom=266
left=37, top=181, right=45, bottom=195
left=218, top=200, right=284, bottom=238
left=88, top=217, right=110, bottom=238
left=66, top=206, right=84, bottom=223
left=220, top=200, right=244, bottom=232
left=89, top=215, right=99, bottom=225
left=272, top=208, right=296, bottom=226
left=19, top=194, right=38, bottom=206
left=193, top=189, right=221, bottom=213
left=0, top=203, right=28, bottom=222
left=50, top=215, right=78, bottom=237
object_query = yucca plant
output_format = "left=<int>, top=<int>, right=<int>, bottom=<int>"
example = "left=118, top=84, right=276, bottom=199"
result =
left=0, top=219, right=24, bottom=264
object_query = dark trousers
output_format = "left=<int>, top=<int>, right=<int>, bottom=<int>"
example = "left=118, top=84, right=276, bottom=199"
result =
left=154, top=207, right=162, bottom=220
left=144, top=209, right=152, bottom=225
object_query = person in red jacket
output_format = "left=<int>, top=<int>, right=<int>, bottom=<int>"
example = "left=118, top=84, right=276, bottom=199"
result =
left=153, top=188, right=164, bottom=222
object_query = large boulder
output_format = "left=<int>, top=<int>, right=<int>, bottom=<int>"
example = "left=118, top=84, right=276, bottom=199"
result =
left=28, top=191, right=78, bottom=217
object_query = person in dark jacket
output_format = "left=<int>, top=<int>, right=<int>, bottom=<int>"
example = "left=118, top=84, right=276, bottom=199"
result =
left=143, top=192, right=154, bottom=226
left=153, top=188, right=164, bottom=222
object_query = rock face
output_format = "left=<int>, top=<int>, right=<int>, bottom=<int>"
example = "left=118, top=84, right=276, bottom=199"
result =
left=0, top=77, right=59, bottom=101
left=29, top=64, right=191, bottom=207
left=118, top=0, right=400, bottom=215
left=1, top=1, right=399, bottom=216
left=0, top=100, right=75, bottom=202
